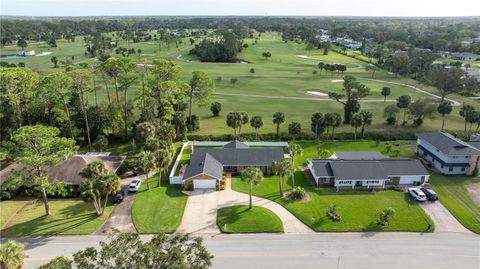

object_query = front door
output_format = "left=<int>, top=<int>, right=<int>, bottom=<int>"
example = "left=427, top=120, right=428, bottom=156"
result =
left=355, top=181, right=362, bottom=187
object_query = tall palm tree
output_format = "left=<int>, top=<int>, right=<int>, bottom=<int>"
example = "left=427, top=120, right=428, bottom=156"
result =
left=100, top=173, right=121, bottom=212
left=272, top=159, right=294, bottom=198
left=273, top=112, right=285, bottom=138
left=241, top=167, right=264, bottom=209
left=351, top=114, right=363, bottom=140
left=0, top=240, right=28, bottom=269
left=134, top=150, right=157, bottom=190
left=359, top=110, right=373, bottom=138
left=289, top=142, right=303, bottom=187
left=437, top=101, right=452, bottom=132
left=156, top=149, right=171, bottom=188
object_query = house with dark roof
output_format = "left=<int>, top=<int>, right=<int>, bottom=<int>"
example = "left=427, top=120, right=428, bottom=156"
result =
left=182, top=140, right=284, bottom=189
left=307, top=152, right=429, bottom=190
left=0, top=152, right=126, bottom=187
left=416, top=132, right=480, bottom=175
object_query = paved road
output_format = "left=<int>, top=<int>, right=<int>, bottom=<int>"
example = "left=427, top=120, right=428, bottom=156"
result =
left=7, top=232, right=479, bottom=269
left=177, top=189, right=312, bottom=234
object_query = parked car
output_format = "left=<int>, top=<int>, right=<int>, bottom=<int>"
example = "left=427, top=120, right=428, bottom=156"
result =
left=408, top=188, right=427, bottom=202
left=128, top=179, right=142, bottom=192
left=114, top=189, right=127, bottom=204
left=420, top=188, right=438, bottom=201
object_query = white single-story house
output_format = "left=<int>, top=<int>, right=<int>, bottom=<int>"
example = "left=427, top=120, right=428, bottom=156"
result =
left=307, top=151, right=430, bottom=190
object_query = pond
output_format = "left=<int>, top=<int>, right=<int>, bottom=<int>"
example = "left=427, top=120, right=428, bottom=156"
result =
left=0, top=55, right=25, bottom=60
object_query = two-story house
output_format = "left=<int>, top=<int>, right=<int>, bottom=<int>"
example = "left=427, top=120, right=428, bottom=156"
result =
left=416, top=132, right=480, bottom=175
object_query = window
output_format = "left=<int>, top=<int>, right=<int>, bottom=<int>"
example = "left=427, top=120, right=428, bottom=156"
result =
left=366, top=180, right=380, bottom=184
left=323, top=177, right=330, bottom=183
left=449, top=167, right=453, bottom=172
left=465, top=156, right=469, bottom=158
left=338, top=181, right=352, bottom=184
left=441, top=165, right=444, bottom=168
left=461, top=167, right=465, bottom=172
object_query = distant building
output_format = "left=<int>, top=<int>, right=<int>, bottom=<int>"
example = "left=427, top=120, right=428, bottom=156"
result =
left=16, top=50, right=35, bottom=56
left=452, top=52, right=480, bottom=61
left=416, top=132, right=480, bottom=175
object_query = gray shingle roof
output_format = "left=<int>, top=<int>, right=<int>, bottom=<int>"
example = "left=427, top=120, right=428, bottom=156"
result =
left=333, top=151, right=386, bottom=160
left=329, top=161, right=388, bottom=180
left=193, top=148, right=284, bottom=166
left=418, top=132, right=480, bottom=156
left=308, top=158, right=429, bottom=180
left=223, top=140, right=249, bottom=149
left=183, top=153, right=223, bottom=180
left=309, top=159, right=334, bottom=177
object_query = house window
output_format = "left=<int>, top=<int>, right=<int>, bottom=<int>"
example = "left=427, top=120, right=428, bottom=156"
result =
left=323, top=177, right=330, bottom=183
left=441, top=165, right=444, bottom=168
left=465, top=156, right=469, bottom=158
left=461, top=167, right=465, bottom=172
left=449, top=167, right=453, bottom=172
left=366, top=180, right=380, bottom=184
left=338, top=181, right=352, bottom=184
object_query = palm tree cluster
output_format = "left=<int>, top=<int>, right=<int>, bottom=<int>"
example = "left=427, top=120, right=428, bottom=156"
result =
left=318, top=62, right=347, bottom=75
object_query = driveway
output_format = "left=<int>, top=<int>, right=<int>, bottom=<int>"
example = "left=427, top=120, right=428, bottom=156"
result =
left=95, top=172, right=155, bottom=235
left=420, top=201, right=471, bottom=233
left=177, top=189, right=313, bottom=234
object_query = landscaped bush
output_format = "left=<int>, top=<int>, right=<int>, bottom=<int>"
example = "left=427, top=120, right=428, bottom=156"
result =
left=217, top=179, right=226, bottom=191
left=0, top=190, right=13, bottom=200
left=326, top=205, right=342, bottom=222
left=377, top=207, right=396, bottom=226
left=183, top=181, right=193, bottom=191
left=288, top=186, right=306, bottom=200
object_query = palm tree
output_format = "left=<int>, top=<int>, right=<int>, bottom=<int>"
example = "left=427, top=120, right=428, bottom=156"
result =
left=289, top=142, right=303, bottom=187
left=156, top=149, right=171, bottom=188
left=359, top=110, right=373, bottom=138
left=241, top=167, right=264, bottom=209
left=0, top=241, right=28, bottom=269
left=437, top=101, right=453, bottom=132
left=351, top=114, right=363, bottom=140
left=272, top=159, right=294, bottom=198
left=133, top=150, right=157, bottom=190
left=459, top=104, right=475, bottom=136
left=250, top=116, right=263, bottom=140
left=329, top=113, right=342, bottom=140
left=273, top=112, right=285, bottom=138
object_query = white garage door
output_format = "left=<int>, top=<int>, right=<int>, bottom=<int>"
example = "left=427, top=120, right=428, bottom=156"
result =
left=193, top=179, right=217, bottom=189
left=399, top=176, right=421, bottom=185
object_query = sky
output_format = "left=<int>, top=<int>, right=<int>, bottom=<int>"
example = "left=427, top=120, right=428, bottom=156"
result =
left=1, top=0, right=480, bottom=17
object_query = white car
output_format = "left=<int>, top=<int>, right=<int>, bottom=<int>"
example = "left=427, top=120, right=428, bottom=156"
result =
left=128, top=179, right=142, bottom=192
left=408, top=188, right=427, bottom=202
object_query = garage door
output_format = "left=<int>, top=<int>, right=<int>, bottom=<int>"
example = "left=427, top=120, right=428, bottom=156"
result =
left=193, top=179, right=217, bottom=189
left=399, top=176, right=421, bottom=185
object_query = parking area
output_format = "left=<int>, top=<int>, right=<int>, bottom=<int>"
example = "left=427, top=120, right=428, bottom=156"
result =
left=420, top=201, right=471, bottom=233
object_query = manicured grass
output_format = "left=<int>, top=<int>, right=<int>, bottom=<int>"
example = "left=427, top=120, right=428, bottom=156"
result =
left=0, top=200, right=28, bottom=229
left=232, top=140, right=433, bottom=232
left=217, top=205, right=284, bottom=233
left=131, top=176, right=187, bottom=233
left=0, top=199, right=113, bottom=236
left=429, top=173, right=480, bottom=234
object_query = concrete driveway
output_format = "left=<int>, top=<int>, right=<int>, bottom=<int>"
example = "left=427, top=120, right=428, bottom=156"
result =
left=420, top=201, right=471, bottom=233
left=177, top=189, right=313, bottom=234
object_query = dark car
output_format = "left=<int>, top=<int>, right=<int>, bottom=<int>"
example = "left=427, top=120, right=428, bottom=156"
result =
left=114, top=189, right=127, bottom=204
left=420, top=188, right=438, bottom=201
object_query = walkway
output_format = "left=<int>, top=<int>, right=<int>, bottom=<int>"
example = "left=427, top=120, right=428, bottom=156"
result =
left=177, top=189, right=313, bottom=235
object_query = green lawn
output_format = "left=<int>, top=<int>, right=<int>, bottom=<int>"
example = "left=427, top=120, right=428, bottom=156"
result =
left=0, top=200, right=29, bottom=229
left=232, top=140, right=433, bottom=232
left=429, top=173, right=480, bottom=234
left=131, top=176, right=187, bottom=233
left=0, top=199, right=113, bottom=236
left=217, top=205, right=284, bottom=233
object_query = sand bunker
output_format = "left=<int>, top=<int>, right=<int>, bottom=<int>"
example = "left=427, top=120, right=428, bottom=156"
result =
left=35, top=52, right=52, bottom=57
left=306, top=91, right=328, bottom=97
left=331, top=79, right=344, bottom=83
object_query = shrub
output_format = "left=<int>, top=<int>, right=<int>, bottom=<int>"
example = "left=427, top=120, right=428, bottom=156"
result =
left=187, top=115, right=200, bottom=131
left=0, top=191, right=13, bottom=200
left=326, top=205, right=342, bottom=222
left=377, top=207, right=396, bottom=226
left=46, top=181, right=74, bottom=198
left=184, top=181, right=193, bottom=191
left=288, top=186, right=306, bottom=200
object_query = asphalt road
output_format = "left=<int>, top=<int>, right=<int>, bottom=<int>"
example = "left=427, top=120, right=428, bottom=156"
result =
left=5, top=232, right=479, bottom=269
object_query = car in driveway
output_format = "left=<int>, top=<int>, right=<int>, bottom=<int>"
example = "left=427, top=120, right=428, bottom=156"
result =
left=420, top=188, right=438, bottom=201
left=408, top=188, right=427, bottom=202
left=113, top=189, right=127, bottom=204
left=128, top=179, right=142, bottom=192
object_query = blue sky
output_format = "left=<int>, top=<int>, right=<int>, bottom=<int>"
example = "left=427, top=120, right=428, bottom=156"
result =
left=1, top=0, right=479, bottom=17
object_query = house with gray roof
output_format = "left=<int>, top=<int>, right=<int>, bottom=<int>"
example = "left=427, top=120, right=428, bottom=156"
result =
left=416, top=132, right=480, bottom=175
left=307, top=152, right=429, bottom=190
left=182, top=140, right=284, bottom=189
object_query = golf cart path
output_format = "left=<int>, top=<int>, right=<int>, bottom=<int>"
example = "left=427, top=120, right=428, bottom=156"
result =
left=177, top=189, right=313, bottom=235
left=95, top=172, right=155, bottom=235
left=420, top=201, right=472, bottom=234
